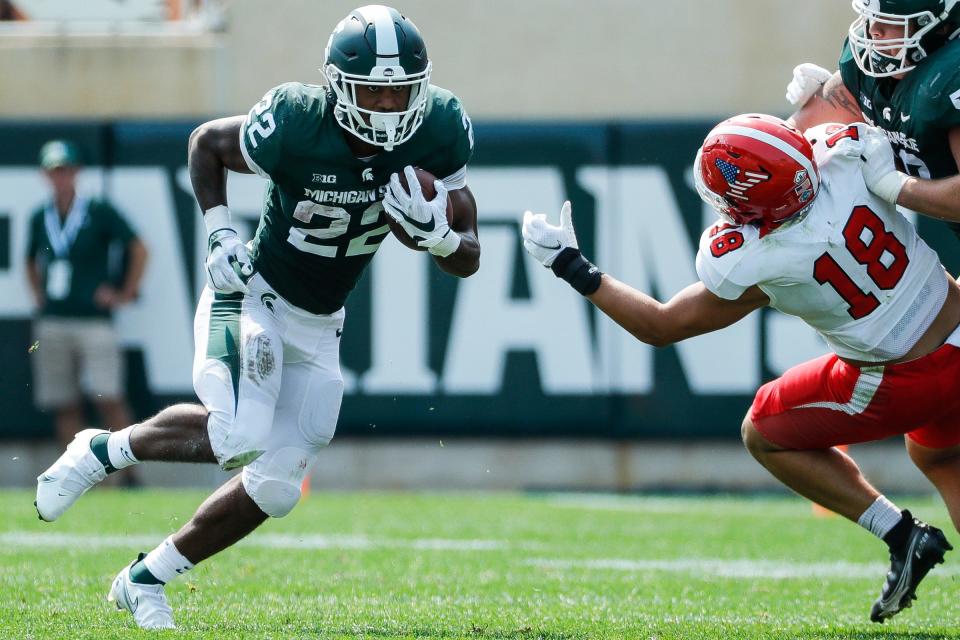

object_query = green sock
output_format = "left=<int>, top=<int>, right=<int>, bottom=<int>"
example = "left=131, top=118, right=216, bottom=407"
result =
left=89, top=434, right=117, bottom=474
left=129, top=558, right=164, bottom=585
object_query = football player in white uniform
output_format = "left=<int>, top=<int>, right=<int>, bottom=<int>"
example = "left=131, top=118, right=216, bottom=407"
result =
left=522, top=114, right=960, bottom=623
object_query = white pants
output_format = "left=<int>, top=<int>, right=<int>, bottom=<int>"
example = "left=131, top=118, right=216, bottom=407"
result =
left=192, top=273, right=344, bottom=517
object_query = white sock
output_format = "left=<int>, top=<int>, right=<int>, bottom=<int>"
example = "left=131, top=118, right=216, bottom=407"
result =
left=857, top=495, right=902, bottom=540
left=106, top=426, right=139, bottom=470
left=142, top=536, right=194, bottom=584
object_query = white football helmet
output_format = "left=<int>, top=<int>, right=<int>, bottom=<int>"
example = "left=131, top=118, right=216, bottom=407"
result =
left=848, top=0, right=960, bottom=77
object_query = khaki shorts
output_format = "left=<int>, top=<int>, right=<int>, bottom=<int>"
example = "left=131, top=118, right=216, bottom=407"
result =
left=31, top=317, right=124, bottom=409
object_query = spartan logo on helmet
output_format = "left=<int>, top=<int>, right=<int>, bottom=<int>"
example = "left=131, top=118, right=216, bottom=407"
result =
left=849, top=0, right=960, bottom=77
left=323, top=5, right=432, bottom=151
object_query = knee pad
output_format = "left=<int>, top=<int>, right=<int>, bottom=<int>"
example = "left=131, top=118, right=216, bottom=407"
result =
left=242, top=447, right=316, bottom=518
left=246, top=477, right=301, bottom=518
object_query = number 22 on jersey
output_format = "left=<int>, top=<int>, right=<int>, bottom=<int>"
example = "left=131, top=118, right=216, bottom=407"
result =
left=287, top=200, right=388, bottom=258
left=813, top=205, right=910, bottom=319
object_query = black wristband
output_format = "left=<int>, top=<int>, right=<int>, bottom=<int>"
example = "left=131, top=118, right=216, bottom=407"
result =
left=551, top=247, right=603, bottom=296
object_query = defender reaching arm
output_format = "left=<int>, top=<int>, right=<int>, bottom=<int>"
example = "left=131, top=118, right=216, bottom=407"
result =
left=521, top=202, right=767, bottom=347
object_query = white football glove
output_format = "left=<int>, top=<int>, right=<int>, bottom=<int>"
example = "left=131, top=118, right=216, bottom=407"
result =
left=383, top=165, right=461, bottom=257
left=859, top=126, right=910, bottom=204
left=522, top=201, right=603, bottom=296
left=521, top=200, right=579, bottom=268
left=785, top=63, right=834, bottom=106
left=204, top=206, right=253, bottom=294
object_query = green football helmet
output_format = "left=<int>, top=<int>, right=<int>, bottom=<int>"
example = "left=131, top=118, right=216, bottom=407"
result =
left=323, top=5, right=431, bottom=151
left=849, top=0, right=960, bottom=77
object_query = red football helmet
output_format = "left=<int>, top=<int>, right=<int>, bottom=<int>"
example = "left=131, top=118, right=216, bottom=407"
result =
left=694, top=113, right=820, bottom=232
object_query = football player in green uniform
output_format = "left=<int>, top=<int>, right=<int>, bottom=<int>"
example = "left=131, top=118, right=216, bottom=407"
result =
left=33, top=5, right=479, bottom=630
left=786, top=0, right=960, bottom=232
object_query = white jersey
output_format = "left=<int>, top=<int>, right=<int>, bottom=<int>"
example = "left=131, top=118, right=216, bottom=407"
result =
left=695, top=123, right=948, bottom=362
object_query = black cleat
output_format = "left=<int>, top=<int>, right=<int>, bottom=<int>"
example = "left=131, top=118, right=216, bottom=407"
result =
left=870, top=517, right=952, bottom=623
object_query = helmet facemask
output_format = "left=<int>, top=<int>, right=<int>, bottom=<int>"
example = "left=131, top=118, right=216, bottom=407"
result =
left=324, top=60, right=432, bottom=152
left=849, top=0, right=959, bottom=77
left=693, top=148, right=744, bottom=227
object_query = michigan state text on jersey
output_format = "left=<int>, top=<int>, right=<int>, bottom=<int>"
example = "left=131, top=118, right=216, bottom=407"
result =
left=840, top=35, right=960, bottom=183
left=786, top=0, right=960, bottom=237
left=33, top=5, right=480, bottom=632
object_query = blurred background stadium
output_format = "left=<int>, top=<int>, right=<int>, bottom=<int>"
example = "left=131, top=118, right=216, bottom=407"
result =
left=1, top=0, right=955, bottom=494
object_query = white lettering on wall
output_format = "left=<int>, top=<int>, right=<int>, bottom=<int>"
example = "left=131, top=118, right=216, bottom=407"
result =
left=582, top=166, right=760, bottom=393
left=443, top=168, right=596, bottom=393
left=765, top=314, right=828, bottom=375
left=362, top=236, right=437, bottom=393
left=0, top=163, right=820, bottom=398
left=108, top=168, right=194, bottom=393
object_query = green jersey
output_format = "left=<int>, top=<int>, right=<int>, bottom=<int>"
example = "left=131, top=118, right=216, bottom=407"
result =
left=27, top=197, right=136, bottom=318
left=239, top=82, right=474, bottom=315
left=840, top=37, right=960, bottom=182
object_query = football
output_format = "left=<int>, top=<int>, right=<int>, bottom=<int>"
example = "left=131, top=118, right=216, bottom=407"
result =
left=385, top=167, right=454, bottom=251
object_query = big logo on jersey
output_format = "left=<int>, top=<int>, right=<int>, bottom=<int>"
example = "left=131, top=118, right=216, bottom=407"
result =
left=714, top=158, right=770, bottom=203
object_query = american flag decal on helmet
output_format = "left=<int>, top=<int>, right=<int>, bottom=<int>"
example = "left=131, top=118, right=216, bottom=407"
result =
left=714, top=158, right=770, bottom=201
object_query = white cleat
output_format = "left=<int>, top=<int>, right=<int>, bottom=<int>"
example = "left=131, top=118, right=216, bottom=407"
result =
left=35, top=428, right=109, bottom=522
left=108, top=559, right=176, bottom=630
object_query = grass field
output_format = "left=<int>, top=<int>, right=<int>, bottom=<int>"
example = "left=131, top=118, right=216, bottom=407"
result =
left=2, top=489, right=959, bottom=639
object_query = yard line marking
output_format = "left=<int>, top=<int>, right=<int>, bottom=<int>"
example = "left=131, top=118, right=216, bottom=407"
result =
left=542, top=493, right=814, bottom=515
left=0, top=531, right=525, bottom=552
left=527, top=557, right=960, bottom=579
left=11, top=531, right=955, bottom=581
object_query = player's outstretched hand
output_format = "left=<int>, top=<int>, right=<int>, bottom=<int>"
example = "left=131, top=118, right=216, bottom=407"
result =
left=785, top=63, right=833, bottom=106
left=206, top=229, right=253, bottom=294
left=859, top=126, right=909, bottom=204
left=383, top=166, right=460, bottom=257
left=522, top=201, right=603, bottom=296
left=521, top=200, right=580, bottom=268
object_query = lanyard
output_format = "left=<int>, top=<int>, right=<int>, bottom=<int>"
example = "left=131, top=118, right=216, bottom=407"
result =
left=43, top=196, right=88, bottom=259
